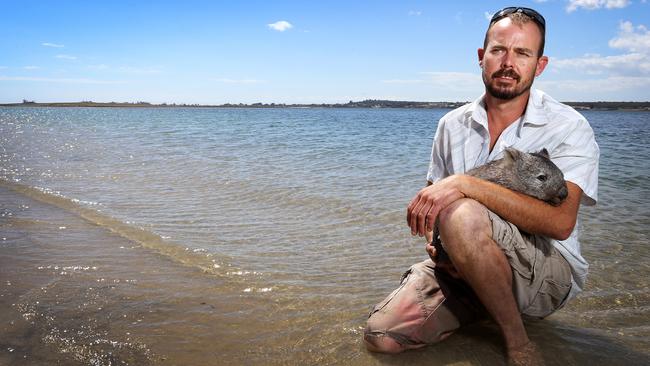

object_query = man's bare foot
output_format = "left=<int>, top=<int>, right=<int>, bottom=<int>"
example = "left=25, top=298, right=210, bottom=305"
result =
left=507, top=341, right=545, bottom=366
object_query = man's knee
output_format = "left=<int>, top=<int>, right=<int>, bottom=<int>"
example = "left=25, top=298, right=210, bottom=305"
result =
left=363, top=266, right=429, bottom=353
left=363, top=262, right=459, bottom=353
left=438, top=199, right=494, bottom=264
left=438, top=198, right=490, bottom=234
left=364, top=301, right=427, bottom=354
left=364, top=291, right=461, bottom=354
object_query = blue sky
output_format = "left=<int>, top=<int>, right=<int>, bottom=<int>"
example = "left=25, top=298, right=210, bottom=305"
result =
left=1, top=0, right=649, bottom=104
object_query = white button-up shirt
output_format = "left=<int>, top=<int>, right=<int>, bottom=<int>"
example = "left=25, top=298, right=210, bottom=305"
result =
left=426, top=88, right=599, bottom=299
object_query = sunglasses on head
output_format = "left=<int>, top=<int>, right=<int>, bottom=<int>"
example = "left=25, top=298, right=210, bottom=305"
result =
left=490, top=7, right=546, bottom=31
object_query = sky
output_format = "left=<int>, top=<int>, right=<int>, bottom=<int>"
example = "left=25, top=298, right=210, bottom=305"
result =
left=1, top=0, right=649, bottom=104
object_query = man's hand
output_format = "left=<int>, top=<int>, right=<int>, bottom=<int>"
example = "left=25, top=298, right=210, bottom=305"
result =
left=406, top=175, right=466, bottom=237
left=410, top=174, right=583, bottom=241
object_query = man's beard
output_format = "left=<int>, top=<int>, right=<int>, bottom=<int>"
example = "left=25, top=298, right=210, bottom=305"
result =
left=483, top=68, right=533, bottom=100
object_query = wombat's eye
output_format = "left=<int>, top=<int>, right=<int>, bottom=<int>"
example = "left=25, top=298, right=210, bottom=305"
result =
left=537, top=174, right=547, bottom=182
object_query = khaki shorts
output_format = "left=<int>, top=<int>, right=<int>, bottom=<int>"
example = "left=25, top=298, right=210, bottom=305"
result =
left=364, top=210, right=572, bottom=350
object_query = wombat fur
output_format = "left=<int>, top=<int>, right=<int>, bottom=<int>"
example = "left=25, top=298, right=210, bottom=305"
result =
left=466, top=147, right=568, bottom=205
left=431, top=148, right=568, bottom=263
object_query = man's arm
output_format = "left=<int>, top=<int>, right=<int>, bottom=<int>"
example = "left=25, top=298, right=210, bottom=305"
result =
left=407, top=175, right=582, bottom=241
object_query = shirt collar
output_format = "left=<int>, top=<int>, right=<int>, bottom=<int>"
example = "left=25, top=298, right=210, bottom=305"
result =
left=465, top=88, right=550, bottom=128
left=522, top=88, right=550, bottom=126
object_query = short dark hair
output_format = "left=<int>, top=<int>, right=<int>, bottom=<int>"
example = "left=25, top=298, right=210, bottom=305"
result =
left=483, top=11, right=546, bottom=57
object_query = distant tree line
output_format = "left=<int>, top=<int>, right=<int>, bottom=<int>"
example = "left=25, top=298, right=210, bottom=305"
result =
left=2, top=99, right=648, bottom=110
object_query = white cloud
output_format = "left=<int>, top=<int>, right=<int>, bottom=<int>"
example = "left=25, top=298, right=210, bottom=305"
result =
left=544, top=20, right=650, bottom=99
left=55, top=54, right=77, bottom=60
left=116, top=66, right=162, bottom=74
left=423, top=72, right=484, bottom=100
left=431, top=72, right=477, bottom=81
left=604, top=0, right=630, bottom=7
left=484, top=11, right=494, bottom=21
left=552, top=53, right=650, bottom=75
left=268, top=20, right=293, bottom=32
left=85, top=64, right=161, bottom=74
left=551, top=21, right=650, bottom=76
left=609, top=21, right=650, bottom=53
left=215, top=78, right=266, bottom=84
left=23, top=66, right=40, bottom=70
left=374, top=71, right=484, bottom=101
left=42, top=42, right=64, bottom=48
left=408, top=10, right=422, bottom=16
left=381, top=79, right=426, bottom=84
left=87, top=64, right=109, bottom=71
left=566, top=0, right=630, bottom=12
left=537, top=76, right=650, bottom=100
left=0, top=76, right=125, bottom=84
left=382, top=72, right=482, bottom=100
left=383, top=72, right=481, bottom=88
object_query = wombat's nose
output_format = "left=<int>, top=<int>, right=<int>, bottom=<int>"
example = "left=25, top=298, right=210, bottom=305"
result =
left=558, top=186, right=568, bottom=200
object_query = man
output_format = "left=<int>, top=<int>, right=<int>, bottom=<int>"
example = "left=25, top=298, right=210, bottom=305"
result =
left=364, top=7, right=599, bottom=365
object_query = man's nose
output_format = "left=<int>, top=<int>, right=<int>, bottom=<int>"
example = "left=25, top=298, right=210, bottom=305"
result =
left=501, top=51, right=514, bottom=68
left=501, top=50, right=514, bottom=69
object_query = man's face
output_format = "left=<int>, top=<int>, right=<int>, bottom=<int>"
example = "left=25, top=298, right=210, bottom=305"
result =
left=479, top=18, right=548, bottom=100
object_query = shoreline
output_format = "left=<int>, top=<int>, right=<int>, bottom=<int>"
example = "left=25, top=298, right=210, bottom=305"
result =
left=2, top=100, right=650, bottom=111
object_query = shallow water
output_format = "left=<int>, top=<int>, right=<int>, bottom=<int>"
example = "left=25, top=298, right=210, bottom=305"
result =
left=0, top=107, right=648, bottom=365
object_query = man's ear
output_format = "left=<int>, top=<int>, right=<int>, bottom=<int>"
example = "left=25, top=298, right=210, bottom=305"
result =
left=478, top=48, right=485, bottom=66
left=535, top=55, right=549, bottom=77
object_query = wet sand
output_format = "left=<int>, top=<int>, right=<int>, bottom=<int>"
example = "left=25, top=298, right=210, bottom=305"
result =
left=0, top=185, right=332, bottom=365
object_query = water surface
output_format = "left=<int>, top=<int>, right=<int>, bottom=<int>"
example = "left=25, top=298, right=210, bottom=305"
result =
left=1, top=107, right=648, bottom=365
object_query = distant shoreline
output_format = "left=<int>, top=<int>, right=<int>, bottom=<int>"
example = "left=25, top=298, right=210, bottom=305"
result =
left=2, top=100, right=650, bottom=111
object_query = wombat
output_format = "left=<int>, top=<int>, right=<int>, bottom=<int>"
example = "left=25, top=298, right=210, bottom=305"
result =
left=431, top=148, right=568, bottom=263
left=466, top=147, right=568, bottom=205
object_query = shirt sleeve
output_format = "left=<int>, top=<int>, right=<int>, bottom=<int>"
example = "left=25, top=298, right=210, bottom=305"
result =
left=426, top=118, right=448, bottom=184
left=551, top=118, right=600, bottom=206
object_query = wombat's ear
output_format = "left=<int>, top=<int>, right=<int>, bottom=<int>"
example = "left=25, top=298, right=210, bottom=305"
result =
left=503, top=148, right=520, bottom=163
left=538, top=148, right=550, bottom=159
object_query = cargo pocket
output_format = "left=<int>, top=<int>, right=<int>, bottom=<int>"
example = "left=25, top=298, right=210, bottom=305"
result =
left=489, top=212, right=536, bottom=281
left=523, top=277, right=571, bottom=319
left=369, top=268, right=412, bottom=316
left=522, top=250, right=572, bottom=319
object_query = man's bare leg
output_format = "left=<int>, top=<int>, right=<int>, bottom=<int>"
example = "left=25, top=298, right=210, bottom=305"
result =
left=437, top=198, right=541, bottom=364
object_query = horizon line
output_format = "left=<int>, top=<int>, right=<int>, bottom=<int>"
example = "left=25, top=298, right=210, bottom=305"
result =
left=4, top=99, right=650, bottom=106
